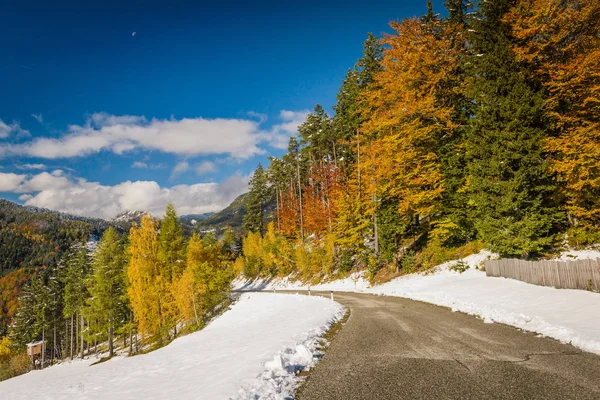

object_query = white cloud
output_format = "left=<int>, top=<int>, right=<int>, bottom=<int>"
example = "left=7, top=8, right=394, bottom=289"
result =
left=131, top=161, right=166, bottom=169
left=195, top=160, right=217, bottom=175
left=2, top=171, right=248, bottom=218
left=0, top=113, right=266, bottom=160
left=0, top=119, right=30, bottom=139
left=0, top=172, right=26, bottom=191
left=267, top=109, right=310, bottom=149
left=0, top=121, right=11, bottom=139
left=31, top=114, right=43, bottom=124
left=0, top=110, right=308, bottom=159
left=247, top=111, right=268, bottom=124
left=16, top=163, right=47, bottom=170
left=171, top=161, right=190, bottom=179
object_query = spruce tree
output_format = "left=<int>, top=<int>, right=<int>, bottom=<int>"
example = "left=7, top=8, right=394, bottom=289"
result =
left=435, top=0, right=475, bottom=245
left=444, top=0, right=467, bottom=25
left=60, top=242, right=91, bottom=358
left=86, top=227, right=127, bottom=358
left=158, top=203, right=186, bottom=280
left=465, top=0, right=562, bottom=257
left=243, top=163, right=269, bottom=235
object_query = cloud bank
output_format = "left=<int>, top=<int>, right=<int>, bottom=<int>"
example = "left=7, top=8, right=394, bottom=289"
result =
left=0, top=171, right=248, bottom=219
left=0, top=110, right=309, bottom=160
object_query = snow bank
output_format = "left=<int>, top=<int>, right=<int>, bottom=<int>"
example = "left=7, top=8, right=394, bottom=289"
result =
left=0, top=293, right=344, bottom=400
left=555, top=248, right=600, bottom=261
left=235, top=250, right=600, bottom=355
left=370, top=251, right=600, bottom=355
left=233, top=271, right=371, bottom=293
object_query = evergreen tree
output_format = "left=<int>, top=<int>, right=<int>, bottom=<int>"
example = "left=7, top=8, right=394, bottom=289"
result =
left=421, top=0, right=437, bottom=25
left=85, top=227, right=127, bottom=358
left=298, top=105, right=334, bottom=164
left=61, top=242, right=91, bottom=359
left=444, top=0, right=468, bottom=25
left=465, top=0, right=562, bottom=257
left=435, top=0, right=475, bottom=245
left=333, top=33, right=384, bottom=170
left=243, top=164, right=270, bottom=235
left=509, top=0, right=600, bottom=245
left=158, top=203, right=186, bottom=280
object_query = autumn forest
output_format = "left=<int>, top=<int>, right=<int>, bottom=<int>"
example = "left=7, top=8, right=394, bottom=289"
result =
left=1, top=0, right=599, bottom=382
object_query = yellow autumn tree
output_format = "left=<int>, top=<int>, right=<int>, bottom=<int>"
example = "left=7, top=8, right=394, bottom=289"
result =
left=172, top=266, right=199, bottom=326
left=127, top=214, right=177, bottom=344
left=509, top=0, right=600, bottom=244
left=360, top=18, right=459, bottom=234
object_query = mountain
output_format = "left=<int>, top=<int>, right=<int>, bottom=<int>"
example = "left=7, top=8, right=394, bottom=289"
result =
left=190, top=193, right=248, bottom=233
left=180, top=212, right=215, bottom=224
left=192, top=192, right=275, bottom=234
left=0, top=199, right=130, bottom=276
left=111, top=210, right=146, bottom=224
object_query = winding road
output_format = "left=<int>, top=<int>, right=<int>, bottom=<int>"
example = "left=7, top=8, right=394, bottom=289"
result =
left=298, top=292, right=600, bottom=400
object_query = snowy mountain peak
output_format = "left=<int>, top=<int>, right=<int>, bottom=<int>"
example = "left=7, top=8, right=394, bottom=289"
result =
left=111, top=210, right=146, bottom=223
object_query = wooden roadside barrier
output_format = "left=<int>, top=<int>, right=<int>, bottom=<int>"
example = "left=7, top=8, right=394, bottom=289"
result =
left=484, top=258, right=600, bottom=291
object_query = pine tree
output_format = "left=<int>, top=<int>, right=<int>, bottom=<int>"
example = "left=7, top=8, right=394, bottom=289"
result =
left=465, top=0, right=563, bottom=257
left=158, top=203, right=186, bottom=280
left=243, top=164, right=270, bottom=235
left=85, top=227, right=127, bottom=358
left=444, top=0, right=468, bottom=25
left=61, top=242, right=91, bottom=359
left=285, top=137, right=305, bottom=239
left=435, top=0, right=475, bottom=245
left=332, top=33, right=384, bottom=171
left=509, top=0, right=600, bottom=245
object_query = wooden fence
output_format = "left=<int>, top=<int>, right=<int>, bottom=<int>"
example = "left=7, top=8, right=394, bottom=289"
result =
left=484, top=258, right=600, bottom=291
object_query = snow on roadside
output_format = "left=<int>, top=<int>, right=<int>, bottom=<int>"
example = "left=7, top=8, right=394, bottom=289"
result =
left=233, top=271, right=371, bottom=293
left=0, top=293, right=344, bottom=400
left=369, top=251, right=600, bottom=355
left=235, top=249, right=600, bottom=355
left=555, top=248, right=600, bottom=261
left=233, top=302, right=345, bottom=400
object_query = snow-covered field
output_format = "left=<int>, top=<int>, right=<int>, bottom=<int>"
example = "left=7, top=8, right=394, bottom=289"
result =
left=236, top=249, right=600, bottom=355
left=0, top=293, right=344, bottom=400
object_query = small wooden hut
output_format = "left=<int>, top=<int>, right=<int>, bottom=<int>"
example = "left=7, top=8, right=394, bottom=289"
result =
left=26, top=340, right=45, bottom=369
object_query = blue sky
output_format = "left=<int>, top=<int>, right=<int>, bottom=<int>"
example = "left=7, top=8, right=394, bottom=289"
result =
left=0, top=0, right=444, bottom=218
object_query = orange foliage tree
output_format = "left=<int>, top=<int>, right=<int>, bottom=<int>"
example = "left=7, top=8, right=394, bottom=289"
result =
left=509, top=0, right=600, bottom=242
left=360, top=18, right=460, bottom=232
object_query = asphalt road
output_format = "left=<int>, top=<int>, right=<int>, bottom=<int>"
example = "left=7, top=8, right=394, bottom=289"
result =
left=298, top=292, right=600, bottom=400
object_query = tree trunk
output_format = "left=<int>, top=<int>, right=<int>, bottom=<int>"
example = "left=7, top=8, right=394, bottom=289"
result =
left=108, top=313, right=114, bottom=358
left=129, top=311, right=133, bottom=355
left=70, top=314, right=74, bottom=360
left=64, top=319, right=68, bottom=359
left=357, top=129, right=361, bottom=204
left=373, top=193, right=379, bottom=256
left=275, top=187, right=281, bottom=232
left=53, top=318, right=56, bottom=362
left=80, top=314, right=84, bottom=358
left=41, top=329, right=45, bottom=369
left=297, top=162, right=304, bottom=241
left=192, top=291, right=199, bottom=325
